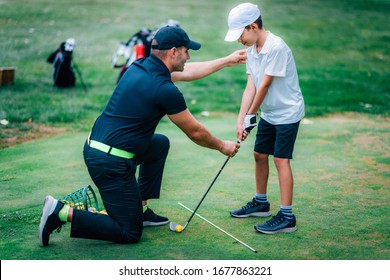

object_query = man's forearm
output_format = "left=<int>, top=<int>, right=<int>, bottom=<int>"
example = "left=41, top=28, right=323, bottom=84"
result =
left=171, top=49, right=246, bottom=82
left=186, top=125, right=224, bottom=151
left=172, top=58, right=229, bottom=82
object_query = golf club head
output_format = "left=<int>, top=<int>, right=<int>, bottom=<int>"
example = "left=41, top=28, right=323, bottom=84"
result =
left=169, top=221, right=187, bottom=233
left=169, top=222, right=180, bottom=231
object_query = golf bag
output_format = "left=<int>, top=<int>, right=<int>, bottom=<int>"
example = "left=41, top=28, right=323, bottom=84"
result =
left=47, top=38, right=76, bottom=87
left=112, top=19, right=180, bottom=83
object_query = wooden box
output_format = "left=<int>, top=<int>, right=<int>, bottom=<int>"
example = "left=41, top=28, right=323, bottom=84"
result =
left=0, top=67, right=15, bottom=86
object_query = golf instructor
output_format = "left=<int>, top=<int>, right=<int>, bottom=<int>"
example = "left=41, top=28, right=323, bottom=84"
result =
left=39, top=25, right=241, bottom=246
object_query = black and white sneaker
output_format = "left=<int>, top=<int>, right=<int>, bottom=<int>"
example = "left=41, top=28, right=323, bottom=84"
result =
left=230, top=198, right=271, bottom=218
left=254, top=211, right=297, bottom=234
left=38, top=195, right=66, bottom=247
left=143, top=208, right=169, bottom=227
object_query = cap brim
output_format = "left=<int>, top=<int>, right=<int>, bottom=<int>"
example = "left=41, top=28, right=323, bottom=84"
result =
left=224, top=27, right=244, bottom=42
left=187, top=40, right=201, bottom=50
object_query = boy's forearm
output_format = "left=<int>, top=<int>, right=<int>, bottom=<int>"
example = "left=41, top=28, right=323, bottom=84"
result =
left=248, top=75, right=273, bottom=113
left=237, top=89, right=254, bottom=126
left=248, top=88, right=267, bottom=114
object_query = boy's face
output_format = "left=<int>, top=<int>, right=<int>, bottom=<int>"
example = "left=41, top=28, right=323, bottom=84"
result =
left=237, top=26, right=257, bottom=47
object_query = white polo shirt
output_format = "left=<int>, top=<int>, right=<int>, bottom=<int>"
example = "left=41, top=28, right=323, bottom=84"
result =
left=246, top=31, right=305, bottom=125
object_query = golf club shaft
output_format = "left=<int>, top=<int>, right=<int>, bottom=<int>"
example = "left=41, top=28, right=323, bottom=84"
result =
left=184, top=156, right=231, bottom=229
left=73, top=62, right=88, bottom=92
left=179, top=202, right=257, bottom=253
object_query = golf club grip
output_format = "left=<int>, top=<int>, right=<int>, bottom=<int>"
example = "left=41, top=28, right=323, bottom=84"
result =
left=186, top=156, right=231, bottom=226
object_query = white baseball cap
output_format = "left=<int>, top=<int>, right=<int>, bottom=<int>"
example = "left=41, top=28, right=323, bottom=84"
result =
left=224, top=3, right=261, bottom=42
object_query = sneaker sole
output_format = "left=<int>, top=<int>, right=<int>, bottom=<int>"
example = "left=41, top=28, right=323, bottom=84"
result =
left=230, top=211, right=271, bottom=218
left=143, top=220, right=169, bottom=227
left=38, top=195, right=57, bottom=247
left=255, top=225, right=297, bottom=234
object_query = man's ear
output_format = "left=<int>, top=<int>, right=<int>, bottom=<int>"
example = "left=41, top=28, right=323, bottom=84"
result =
left=170, top=47, right=177, bottom=57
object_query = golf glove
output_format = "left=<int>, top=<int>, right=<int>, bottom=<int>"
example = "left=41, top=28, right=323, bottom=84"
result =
left=244, top=113, right=258, bottom=132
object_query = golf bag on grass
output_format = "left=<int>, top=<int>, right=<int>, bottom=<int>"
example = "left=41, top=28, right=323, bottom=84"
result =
left=112, top=19, right=180, bottom=83
left=47, top=38, right=76, bottom=88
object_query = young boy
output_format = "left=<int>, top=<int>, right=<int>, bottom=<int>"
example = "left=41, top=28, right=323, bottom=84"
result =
left=224, top=3, right=305, bottom=234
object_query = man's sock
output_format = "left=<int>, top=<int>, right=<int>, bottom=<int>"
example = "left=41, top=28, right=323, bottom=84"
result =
left=58, top=204, right=70, bottom=222
left=280, top=205, right=293, bottom=220
left=143, top=205, right=148, bottom=213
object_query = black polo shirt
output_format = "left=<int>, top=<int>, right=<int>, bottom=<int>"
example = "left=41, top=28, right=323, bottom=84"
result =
left=90, top=54, right=187, bottom=155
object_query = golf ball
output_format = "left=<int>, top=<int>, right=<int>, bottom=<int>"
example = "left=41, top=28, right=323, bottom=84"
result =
left=175, top=225, right=183, bottom=233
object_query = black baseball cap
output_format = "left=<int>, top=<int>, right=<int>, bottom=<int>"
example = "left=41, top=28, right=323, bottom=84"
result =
left=151, top=25, right=201, bottom=50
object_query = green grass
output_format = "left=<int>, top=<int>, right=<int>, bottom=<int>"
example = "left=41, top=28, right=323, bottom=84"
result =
left=0, top=0, right=389, bottom=131
left=0, top=0, right=389, bottom=261
left=0, top=114, right=389, bottom=260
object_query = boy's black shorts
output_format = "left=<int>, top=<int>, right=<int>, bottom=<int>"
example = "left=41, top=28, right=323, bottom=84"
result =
left=254, top=118, right=300, bottom=159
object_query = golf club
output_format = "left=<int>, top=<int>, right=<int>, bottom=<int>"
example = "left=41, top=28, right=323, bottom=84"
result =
left=178, top=202, right=257, bottom=253
left=169, top=144, right=237, bottom=233
left=73, top=62, right=88, bottom=93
